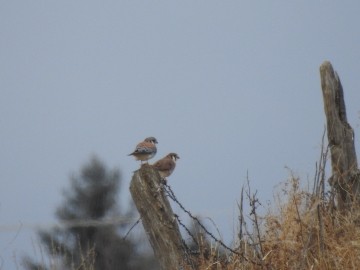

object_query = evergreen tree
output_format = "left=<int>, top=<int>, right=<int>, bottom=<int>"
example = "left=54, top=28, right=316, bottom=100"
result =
left=24, top=156, right=157, bottom=270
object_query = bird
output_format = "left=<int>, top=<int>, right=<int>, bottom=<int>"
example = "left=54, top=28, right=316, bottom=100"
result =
left=152, top=153, right=180, bottom=181
left=128, top=137, right=158, bottom=164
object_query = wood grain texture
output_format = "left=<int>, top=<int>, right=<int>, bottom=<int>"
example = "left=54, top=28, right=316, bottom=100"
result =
left=129, top=164, right=188, bottom=270
left=320, top=61, right=360, bottom=209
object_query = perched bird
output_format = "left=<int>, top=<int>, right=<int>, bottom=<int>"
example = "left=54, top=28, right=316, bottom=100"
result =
left=152, top=153, right=180, bottom=180
left=128, top=137, right=158, bottom=163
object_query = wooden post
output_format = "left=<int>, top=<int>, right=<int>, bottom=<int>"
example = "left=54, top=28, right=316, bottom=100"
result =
left=319, top=61, right=360, bottom=210
left=129, top=164, right=190, bottom=270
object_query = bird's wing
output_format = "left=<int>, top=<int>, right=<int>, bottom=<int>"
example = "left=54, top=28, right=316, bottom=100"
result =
left=133, top=141, right=156, bottom=154
left=154, top=159, right=174, bottom=171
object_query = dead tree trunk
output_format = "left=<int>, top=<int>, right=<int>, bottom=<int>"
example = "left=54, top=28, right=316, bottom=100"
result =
left=129, top=164, right=191, bottom=270
left=319, top=61, right=360, bottom=210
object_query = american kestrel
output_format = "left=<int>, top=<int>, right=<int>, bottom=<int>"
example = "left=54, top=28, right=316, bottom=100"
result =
left=128, top=137, right=158, bottom=163
left=152, top=153, right=180, bottom=180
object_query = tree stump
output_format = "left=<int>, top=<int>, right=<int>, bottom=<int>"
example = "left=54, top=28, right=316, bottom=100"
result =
left=129, top=164, right=191, bottom=270
left=319, top=61, right=360, bottom=210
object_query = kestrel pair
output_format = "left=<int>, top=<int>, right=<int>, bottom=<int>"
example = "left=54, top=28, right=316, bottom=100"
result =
left=128, top=137, right=179, bottom=180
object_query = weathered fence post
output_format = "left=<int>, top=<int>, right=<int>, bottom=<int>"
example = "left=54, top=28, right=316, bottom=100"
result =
left=319, top=61, right=360, bottom=210
left=129, top=164, right=190, bottom=269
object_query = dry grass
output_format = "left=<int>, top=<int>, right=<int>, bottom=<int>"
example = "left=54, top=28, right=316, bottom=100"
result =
left=190, top=177, right=360, bottom=270
left=28, top=176, right=360, bottom=270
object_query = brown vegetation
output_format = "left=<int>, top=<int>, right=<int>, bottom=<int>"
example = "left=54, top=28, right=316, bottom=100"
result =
left=187, top=176, right=360, bottom=270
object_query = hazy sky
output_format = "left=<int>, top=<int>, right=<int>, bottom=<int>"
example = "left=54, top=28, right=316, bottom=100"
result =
left=1, top=1, right=360, bottom=269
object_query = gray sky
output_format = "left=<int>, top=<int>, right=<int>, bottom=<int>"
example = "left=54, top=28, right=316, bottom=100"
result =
left=1, top=1, right=360, bottom=269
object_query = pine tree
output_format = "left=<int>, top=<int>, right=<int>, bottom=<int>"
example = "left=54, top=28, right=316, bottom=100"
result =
left=24, top=156, right=155, bottom=270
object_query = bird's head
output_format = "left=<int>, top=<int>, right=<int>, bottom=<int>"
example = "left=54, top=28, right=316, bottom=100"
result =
left=168, top=153, right=180, bottom=161
left=145, top=137, right=158, bottom=144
